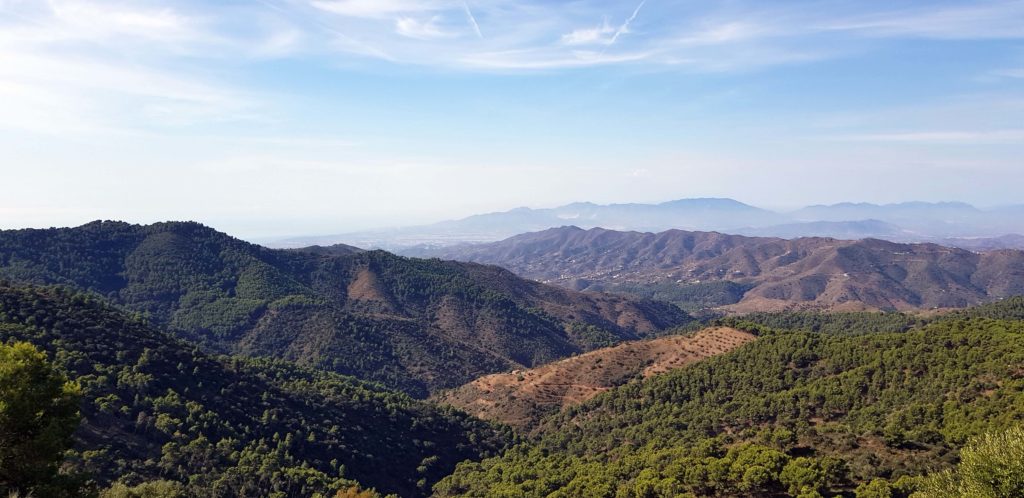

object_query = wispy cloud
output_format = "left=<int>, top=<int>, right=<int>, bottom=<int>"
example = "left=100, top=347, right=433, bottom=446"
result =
left=833, top=129, right=1024, bottom=144
left=14, top=0, right=200, bottom=47
left=0, top=0, right=289, bottom=135
left=824, top=1, right=1024, bottom=39
left=395, top=16, right=455, bottom=39
left=459, top=48, right=653, bottom=70
left=4, top=1, right=1024, bottom=78
left=294, top=1, right=1023, bottom=71
left=0, top=50, right=259, bottom=134
left=559, top=1, right=646, bottom=50
left=308, top=0, right=443, bottom=19
left=561, top=20, right=615, bottom=45
left=676, top=21, right=769, bottom=46
left=2, top=0, right=1024, bottom=137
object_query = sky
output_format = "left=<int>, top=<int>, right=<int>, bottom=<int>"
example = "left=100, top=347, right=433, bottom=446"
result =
left=1, top=0, right=1023, bottom=239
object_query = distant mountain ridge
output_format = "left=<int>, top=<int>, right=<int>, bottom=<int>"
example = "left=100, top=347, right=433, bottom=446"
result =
left=415, top=226, right=1024, bottom=312
left=271, top=198, right=1024, bottom=250
left=734, top=219, right=908, bottom=240
left=0, top=221, right=691, bottom=397
left=274, top=197, right=785, bottom=249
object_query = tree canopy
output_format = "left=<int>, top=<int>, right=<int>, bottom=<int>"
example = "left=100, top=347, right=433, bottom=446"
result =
left=0, top=341, right=81, bottom=496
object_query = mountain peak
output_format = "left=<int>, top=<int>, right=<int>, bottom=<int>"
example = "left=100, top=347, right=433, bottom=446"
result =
left=657, top=197, right=757, bottom=209
left=558, top=201, right=599, bottom=209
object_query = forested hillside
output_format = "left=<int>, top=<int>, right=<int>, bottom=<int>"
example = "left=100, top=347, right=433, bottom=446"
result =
left=715, top=310, right=926, bottom=335
left=0, top=221, right=690, bottom=396
left=436, top=309, right=1024, bottom=497
left=0, top=283, right=510, bottom=497
left=7, top=222, right=1024, bottom=497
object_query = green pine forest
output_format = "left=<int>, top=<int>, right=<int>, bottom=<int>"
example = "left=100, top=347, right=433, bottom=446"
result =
left=436, top=308, right=1024, bottom=497
left=1, top=222, right=1024, bottom=497
left=0, top=283, right=510, bottom=497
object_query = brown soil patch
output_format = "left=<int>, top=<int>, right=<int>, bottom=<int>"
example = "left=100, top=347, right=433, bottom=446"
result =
left=435, top=326, right=756, bottom=430
left=347, top=268, right=389, bottom=303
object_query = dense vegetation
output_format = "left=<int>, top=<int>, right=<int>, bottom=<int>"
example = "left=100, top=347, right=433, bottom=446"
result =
left=7, top=221, right=1024, bottom=497
left=0, top=221, right=690, bottom=396
left=0, top=342, right=82, bottom=496
left=916, top=425, right=1024, bottom=497
left=436, top=313, right=1024, bottom=496
left=948, top=296, right=1024, bottom=321
left=602, top=281, right=754, bottom=312
left=719, top=297, right=1024, bottom=337
left=717, top=310, right=925, bottom=336
left=0, top=283, right=510, bottom=497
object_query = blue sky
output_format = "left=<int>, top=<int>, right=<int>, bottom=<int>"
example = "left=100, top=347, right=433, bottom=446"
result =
left=1, top=0, right=1023, bottom=238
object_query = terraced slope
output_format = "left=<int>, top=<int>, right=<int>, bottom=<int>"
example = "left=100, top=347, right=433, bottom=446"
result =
left=435, top=327, right=755, bottom=430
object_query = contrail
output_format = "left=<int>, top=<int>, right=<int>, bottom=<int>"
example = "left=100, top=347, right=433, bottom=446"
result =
left=608, top=0, right=646, bottom=46
left=463, top=1, right=483, bottom=38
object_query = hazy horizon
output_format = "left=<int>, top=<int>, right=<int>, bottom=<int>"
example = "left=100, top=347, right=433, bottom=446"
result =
left=4, top=195, right=1024, bottom=242
left=2, top=0, right=1023, bottom=239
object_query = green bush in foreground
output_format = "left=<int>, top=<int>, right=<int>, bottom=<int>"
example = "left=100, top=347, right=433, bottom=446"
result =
left=0, top=342, right=82, bottom=496
left=916, top=425, right=1024, bottom=498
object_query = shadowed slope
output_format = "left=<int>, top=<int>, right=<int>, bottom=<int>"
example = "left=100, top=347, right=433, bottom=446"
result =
left=0, top=221, right=692, bottom=396
left=0, top=283, right=510, bottom=497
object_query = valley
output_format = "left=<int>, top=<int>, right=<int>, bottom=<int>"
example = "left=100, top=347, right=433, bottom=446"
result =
left=6, top=2, right=1024, bottom=496
left=3, top=221, right=1024, bottom=498
left=0, top=221, right=690, bottom=397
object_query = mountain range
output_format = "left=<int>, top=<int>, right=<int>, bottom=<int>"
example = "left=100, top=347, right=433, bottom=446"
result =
left=271, top=198, right=1024, bottom=251
left=5, top=219, right=1024, bottom=496
left=0, top=221, right=691, bottom=397
left=413, top=226, right=1024, bottom=312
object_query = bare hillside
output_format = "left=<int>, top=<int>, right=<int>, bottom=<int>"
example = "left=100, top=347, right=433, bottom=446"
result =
left=435, top=327, right=755, bottom=430
left=421, top=226, right=1024, bottom=311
